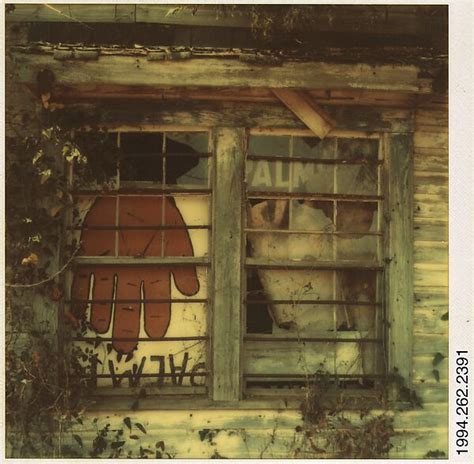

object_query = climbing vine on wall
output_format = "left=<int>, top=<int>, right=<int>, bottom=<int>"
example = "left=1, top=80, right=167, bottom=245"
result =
left=5, top=101, right=122, bottom=456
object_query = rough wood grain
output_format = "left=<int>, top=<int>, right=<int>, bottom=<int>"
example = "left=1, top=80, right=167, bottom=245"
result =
left=414, top=172, right=448, bottom=196
left=43, top=100, right=413, bottom=133
left=212, top=127, right=245, bottom=401
left=14, top=53, right=433, bottom=93
left=414, top=149, right=448, bottom=173
left=385, top=133, right=414, bottom=385
left=413, top=240, right=448, bottom=264
left=272, top=89, right=335, bottom=138
left=414, top=218, right=448, bottom=241
left=413, top=309, right=448, bottom=334
left=414, top=263, right=448, bottom=287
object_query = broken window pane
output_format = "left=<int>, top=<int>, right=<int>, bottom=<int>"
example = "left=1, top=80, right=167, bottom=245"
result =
left=165, top=132, right=209, bottom=187
left=337, top=137, right=379, bottom=161
left=292, top=136, right=335, bottom=159
left=120, top=132, right=164, bottom=182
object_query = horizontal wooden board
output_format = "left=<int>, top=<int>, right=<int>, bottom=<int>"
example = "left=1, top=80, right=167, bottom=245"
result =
left=413, top=308, right=448, bottom=335
left=414, top=171, right=448, bottom=196
left=414, top=151, right=448, bottom=173
left=415, top=124, right=448, bottom=134
left=414, top=263, right=448, bottom=287
left=413, top=334, right=448, bottom=357
left=50, top=84, right=419, bottom=108
left=414, top=193, right=448, bottom=221
left=414, top=218, right=448, bottom=241
left=36, top=98, right=414, bottom=132
left=413, top=382, right=448, bottom=404
left=412, top=355, right=448, bottom=384
left=393, top=403, right=448, bottom=430
left=390, top=428, right=448, bottom=459
left=414, top=286, right=448, bottom=307
left=413, top=131, right=448, bottom=150
left=414, top=240, right=448, bottom=265
left=415, top=109, right=448, bottom=127
left=14, top=53, right=433, bottom=93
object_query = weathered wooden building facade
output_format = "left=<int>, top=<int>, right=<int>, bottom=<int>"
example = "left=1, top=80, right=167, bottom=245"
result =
left=5, top=4, right=448, bottom=459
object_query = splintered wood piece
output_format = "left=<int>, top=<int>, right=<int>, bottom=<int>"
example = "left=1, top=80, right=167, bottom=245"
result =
left=272, top=89, right=336, bottom=138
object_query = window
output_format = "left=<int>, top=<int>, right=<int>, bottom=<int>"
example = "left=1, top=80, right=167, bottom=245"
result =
left=65, top=125, right=413, bottom=404
left=67, top=130, right=212, bottom=394
left=244, top=133, right=385, bottom=395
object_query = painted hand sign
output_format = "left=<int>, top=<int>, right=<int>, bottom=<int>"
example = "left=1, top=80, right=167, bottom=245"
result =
left=70, top=195, right=199, bottom=354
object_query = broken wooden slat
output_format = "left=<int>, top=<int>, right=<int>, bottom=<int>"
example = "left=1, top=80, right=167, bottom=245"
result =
left=272, top=89, right=335, bottom=138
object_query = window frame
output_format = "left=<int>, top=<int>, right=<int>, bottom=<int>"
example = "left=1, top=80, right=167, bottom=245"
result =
left=61, top=123, right=414, bottom=409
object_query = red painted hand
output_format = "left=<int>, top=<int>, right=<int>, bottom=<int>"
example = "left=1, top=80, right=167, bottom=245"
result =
left=70, top=196, right=199, bottom=353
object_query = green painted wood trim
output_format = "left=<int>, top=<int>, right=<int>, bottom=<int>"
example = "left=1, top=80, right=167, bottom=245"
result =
left=211, top=127, right=245, bottom=401
left=385, top=133, right=414, bottom=386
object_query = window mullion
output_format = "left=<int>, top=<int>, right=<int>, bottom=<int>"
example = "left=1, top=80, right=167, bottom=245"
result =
left=211, top=127, right=245, bottom=401
left=385, top=132, right=415, bottom=387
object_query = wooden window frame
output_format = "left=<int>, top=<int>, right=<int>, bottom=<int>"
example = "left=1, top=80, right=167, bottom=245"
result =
left=211, top=127, right=414, bottom=404
left=62, top=121, right=414, bottom=409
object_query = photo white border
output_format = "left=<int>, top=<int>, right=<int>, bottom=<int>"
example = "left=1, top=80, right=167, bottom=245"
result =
left=1, top=1, right=473, bottom=463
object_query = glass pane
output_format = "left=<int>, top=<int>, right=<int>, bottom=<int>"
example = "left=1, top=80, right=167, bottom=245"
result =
left=71, top=267, right=208, bottom=389
left=168, top=192, right=210, bottom=261
left=165, top=132, right=209, bottom=187
left=247, top=199, right=289, bottom=230
left=256, top=269, right=335, bottom=302
left=272, top=303, right=335, bottom=334
left=336, top=202, right=378, bottom=233
left=247, top=232, right=333, bottom=261
left=291, top=162, right=334, bottom=193
left=337, top=137, right=379, bottom=161
left=293, top=136, right=335, bottom=159
left=337, top=270, right=377, bottom=304
left=249, top=135, right=290, bottom=157
left=290, top=200, right=334, bottom=231
left=336, top=164, right=378, bottom=195
left=73, top=196, right=117, bottom=256
left=247, top=160, right=290, bottom=192
left=166, top=132, right=209, bottom=154
left=336, top=235, right=378, bottom=261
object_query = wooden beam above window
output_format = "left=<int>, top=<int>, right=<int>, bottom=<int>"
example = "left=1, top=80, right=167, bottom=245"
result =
left=13, top=52, right=433, bottom=93
left=272, top=89, right=336, bottom=138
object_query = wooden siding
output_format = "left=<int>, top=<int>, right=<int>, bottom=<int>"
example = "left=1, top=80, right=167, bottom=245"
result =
left=5, top=46, right=449, bottom=458
left=405, top=96, right=448, bottom=456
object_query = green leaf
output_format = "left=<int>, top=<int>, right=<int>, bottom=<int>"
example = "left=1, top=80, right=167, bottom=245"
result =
left=123, top=417, right=132, bottom=430
left=156, top=441, right=165, bottom=451
left=432, top=352, right=445, bottom=367
left=441, top=312, right=449, bottom=321
left=130, top=435, right=139, bottom=440
left=111, top=441, right=125, bottom=450
left=432, top=369, right=440, bottom=382
left=136, top=422, right=147, bottom=434
left=73, top=434, right=83, bottom=448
